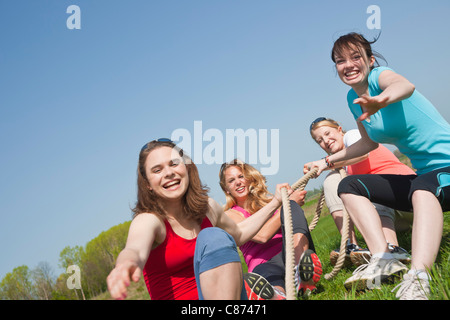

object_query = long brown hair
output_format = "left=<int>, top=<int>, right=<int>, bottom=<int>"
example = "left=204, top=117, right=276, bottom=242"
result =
left=219, top=159, right=272, bottom=214
left=132, top=140, right=210, bottom=223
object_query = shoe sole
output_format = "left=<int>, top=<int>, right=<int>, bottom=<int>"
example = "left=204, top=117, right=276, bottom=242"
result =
left=350, top=251, right=372, bottom=267
left=244, top=273, right=274, bottom=300
left=298, top=250, right=322, bottom=296
left=329, top=251, right=353, bottom=267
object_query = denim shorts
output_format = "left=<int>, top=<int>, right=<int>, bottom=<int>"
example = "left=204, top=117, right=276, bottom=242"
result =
left=193, top=227, right=247, bottom=300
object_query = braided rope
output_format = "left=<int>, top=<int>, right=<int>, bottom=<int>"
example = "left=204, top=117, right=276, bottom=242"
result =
left=281, top=187, right=296, bottom=300
left=281, top=168, right=318, bottom=300
left=324, top=168, right=349, bottom=280
left=308, top=189, right=325, bottom=232
left=281, top=167, right=350, bottom=298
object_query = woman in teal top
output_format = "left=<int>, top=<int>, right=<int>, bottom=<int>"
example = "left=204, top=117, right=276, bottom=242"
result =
left=304, top=33, right=450, bottom=300
left=346, top=66, right=450, bottom=175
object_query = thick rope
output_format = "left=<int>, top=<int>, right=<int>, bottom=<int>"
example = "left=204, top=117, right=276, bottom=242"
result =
left=324, top=168, right=350, bottom=280
left=308, top=189, right=325, bottom=232
left=281, top=187, right=296, bottom=300
left=281, top=168, right=318, bottom=300
left=281, top=167, right=350, bottom=298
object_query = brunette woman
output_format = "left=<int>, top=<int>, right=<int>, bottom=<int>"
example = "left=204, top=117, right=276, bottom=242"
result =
left=304, top=33, right=450, bottom=300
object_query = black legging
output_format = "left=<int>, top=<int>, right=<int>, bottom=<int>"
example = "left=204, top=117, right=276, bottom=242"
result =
left=252, top=200, right=315, bottom=289
left=337, top=167, right=450, bottom=212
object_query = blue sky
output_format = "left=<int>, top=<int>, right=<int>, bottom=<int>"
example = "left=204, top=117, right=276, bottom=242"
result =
left=1, top=0, right=449, bottom=280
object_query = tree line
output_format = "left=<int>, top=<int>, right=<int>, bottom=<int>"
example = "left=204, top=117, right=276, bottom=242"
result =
left=0, top=221, right=130, bottom=300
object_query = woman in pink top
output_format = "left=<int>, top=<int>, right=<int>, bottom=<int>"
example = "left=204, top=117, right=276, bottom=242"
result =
left=219, top=159, right=322, bottom=298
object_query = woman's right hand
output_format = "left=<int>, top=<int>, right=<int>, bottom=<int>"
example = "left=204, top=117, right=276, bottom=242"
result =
left=303, top=158, right=328, bottom=177
left=272, top=183, right=293, bottom=205
left=106, top=260, right=142, bottom=300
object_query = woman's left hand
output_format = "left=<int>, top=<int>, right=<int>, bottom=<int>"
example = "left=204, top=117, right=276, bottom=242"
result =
left=354, top=94, right=389, bottom=122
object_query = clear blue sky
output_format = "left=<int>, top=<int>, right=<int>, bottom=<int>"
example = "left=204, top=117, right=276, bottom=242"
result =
left=1, top=0, right=449, bottom=280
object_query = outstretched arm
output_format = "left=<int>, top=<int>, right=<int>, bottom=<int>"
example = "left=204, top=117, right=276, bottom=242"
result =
left=106, top=214, right=161, bottom=299
left=355, top=69, right=415, bottom=122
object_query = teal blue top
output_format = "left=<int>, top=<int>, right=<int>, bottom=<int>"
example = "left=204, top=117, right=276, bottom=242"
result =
left=347, top=67, right=450, bottom=175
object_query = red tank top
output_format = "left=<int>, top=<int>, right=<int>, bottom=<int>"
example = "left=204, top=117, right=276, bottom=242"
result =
left=142, top=216, right=213, bottom=300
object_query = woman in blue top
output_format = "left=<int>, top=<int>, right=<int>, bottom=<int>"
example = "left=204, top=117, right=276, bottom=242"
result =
left=304, top=33, right=450, bottom=300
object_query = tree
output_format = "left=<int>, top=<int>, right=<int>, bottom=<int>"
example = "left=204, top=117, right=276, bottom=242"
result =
left=0, top=265, right=35, bottom=300
left=31, top=262, right=55, bottom=300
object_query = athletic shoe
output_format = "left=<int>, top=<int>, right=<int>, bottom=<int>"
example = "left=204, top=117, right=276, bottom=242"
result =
left=296, top=249, right=322, bottom=296
left=392, top=273, right=430, bottom=300
left=243, top=272, right=284, bottom=300
left=344, top=256, right=408, bottom=291
left=330, top=242, right=369, bottom=267
left=388, top=243, right=411, bottom=264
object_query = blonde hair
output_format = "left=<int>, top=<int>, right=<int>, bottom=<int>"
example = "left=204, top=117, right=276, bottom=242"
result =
left=219, top=159, right=272, bottom=214
left=310, top=118, right=346, bottom=136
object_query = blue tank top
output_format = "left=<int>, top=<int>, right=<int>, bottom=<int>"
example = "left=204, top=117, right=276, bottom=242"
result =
left=347, top=66, right=450, bottom=175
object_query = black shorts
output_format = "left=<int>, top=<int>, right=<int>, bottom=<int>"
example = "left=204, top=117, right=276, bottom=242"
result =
left=337, top=166, right=450, bottom=212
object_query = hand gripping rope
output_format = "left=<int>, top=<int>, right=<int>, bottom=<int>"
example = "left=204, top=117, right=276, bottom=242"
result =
left=280, top=167, right=350, bottom=300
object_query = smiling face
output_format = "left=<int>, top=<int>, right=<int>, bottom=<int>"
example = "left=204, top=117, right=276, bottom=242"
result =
left=311, top=125, right=345, bottom=154
left=334, top=44, right=375, bottom=89
left=223, top=165, right=250, bottom=203
left=144, top=146, right=189, bottom=203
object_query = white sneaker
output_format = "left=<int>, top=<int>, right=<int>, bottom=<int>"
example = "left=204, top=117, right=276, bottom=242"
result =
left=344, top=257, right=408, bottom=291
left=392, top=273, right=430, bottom=300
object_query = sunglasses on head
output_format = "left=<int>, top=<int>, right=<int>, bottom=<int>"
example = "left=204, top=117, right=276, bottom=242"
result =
left=140, top=138, right=173, bottom=152
left=309, top=117, right=328, bottom=131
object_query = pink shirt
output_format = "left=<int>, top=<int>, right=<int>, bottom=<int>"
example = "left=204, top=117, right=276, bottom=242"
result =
left=231, top=205, right=283, bottom=272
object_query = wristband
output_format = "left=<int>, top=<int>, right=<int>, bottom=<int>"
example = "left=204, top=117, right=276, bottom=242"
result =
left=325, top=156, right=334, bottom=168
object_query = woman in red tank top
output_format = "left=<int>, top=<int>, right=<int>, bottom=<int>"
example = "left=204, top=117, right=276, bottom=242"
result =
left=106, top=139, right=291, bottom=300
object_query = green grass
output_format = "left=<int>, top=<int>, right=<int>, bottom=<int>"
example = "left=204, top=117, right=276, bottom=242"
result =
left=94, top=208, right=450, bottom=300
left=302, top=212, right=450, bottom=300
